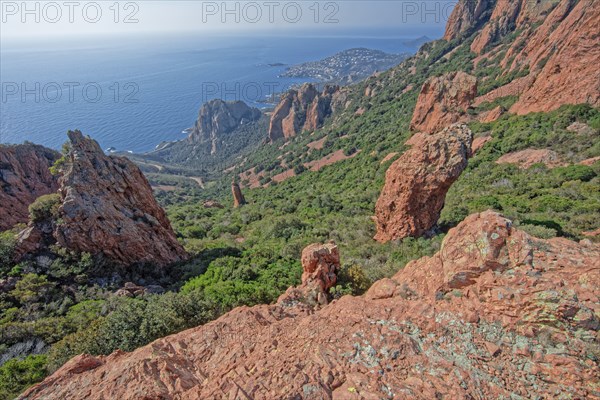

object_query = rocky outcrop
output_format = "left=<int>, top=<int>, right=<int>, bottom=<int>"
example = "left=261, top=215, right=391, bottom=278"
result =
left=21, top=211, right=600, bottom=399
left=410, top=71, right=477, bottom=133
left=496, top=149, right=566, bottom=169
left=278, top=242, right=340, bottom=307
left=580, top=156, right=600, bottom=166
left=451, top=0, right=599, bottom=115
left=0, top=144, right=60, bottom=231
left=188, top=99, right=262, bottom=155
left=471, top=135, right=493, bottom=154
left=268, top=84, right=345, bottom=142
left=114, top=282, right=165, bottom=297
left=53, top=131, right=188, bottom=267
left=478, top=105, right=505, bottom=123
left=446, top=0, right=559, bottom=46
left=202, top=200, right=224, bottom=209
left=231, top=180, right=246, bottom=208
left=470, top=0, right=560, bottom=54
left=508, top=0, right=600, bottom=114
left=443, top=0, right=493, bottom=41
left=470, top=0, right=521, bottom=54
left=374, top=124, right=473, bottom=242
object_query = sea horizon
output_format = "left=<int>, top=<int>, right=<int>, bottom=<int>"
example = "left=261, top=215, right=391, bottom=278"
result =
left=1, top=30, right=437, bottom=153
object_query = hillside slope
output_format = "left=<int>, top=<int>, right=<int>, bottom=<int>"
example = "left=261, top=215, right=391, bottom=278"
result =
left=3, top=0, right=599, bottom=398
left=20, top=211, right=600, bottom=399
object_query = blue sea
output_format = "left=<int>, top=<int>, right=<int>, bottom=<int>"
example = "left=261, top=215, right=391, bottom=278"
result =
left=1, top=33, right=426, bottom=153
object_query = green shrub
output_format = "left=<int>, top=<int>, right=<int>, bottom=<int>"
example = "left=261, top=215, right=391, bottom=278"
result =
left=10, top=274, right=55, bottom=305
left=49, top=142, right=71, bottom=176
left=469, top=195, right=503, bottom=211
left=0, top=354, right=48, bottom=399
left=553, top=165, right=596, bottom=183
left=519, top=224, right=558, bottom=239
left=0, top=231, right=16, bottom=275
left=534, top=195, right=574, bottom=213
left=335, top=264, right=372, bottom=296
left=28, top=194, right=61, bottom=223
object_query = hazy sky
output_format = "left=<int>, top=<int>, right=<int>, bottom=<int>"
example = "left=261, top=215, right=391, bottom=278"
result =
left=1, top=1, right=457, bottom=39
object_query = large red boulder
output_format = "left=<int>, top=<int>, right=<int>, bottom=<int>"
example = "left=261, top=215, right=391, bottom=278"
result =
left=410, top=71, right=477, bottom=134
left=300, top=242, right=340, bottom=292
left=53, top=130, right=188, bottom=267
left=279, top=241, right=340, bottom=307
left=374, top=124, right=473, bottom=242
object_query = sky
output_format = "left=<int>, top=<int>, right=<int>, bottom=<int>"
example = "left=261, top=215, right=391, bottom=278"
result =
left=1, top=1, right=457, bottom=40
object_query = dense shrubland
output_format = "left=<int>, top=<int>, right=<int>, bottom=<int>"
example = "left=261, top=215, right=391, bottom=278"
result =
left=442, top=105, right=600, bottom=237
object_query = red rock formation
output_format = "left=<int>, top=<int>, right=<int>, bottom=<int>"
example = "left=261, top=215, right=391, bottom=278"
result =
left=268, top=84, right=344, bottom=142
left=231, top=180, right=246, bottom=208
left=374, top=124, right=473, bottom=242
left=508, top=0, right=600, bottom=114
left=473, top=75, right=534, bottom=107
left=470, top=0, right=560, bottom=54
left=21, top=211, right=600, bottom=399
left=410, top=71, right=477, bottom=133
left=471, top=135, right=493, bottom=154
left=54, top=131, right=188, bottom=267
left=496, top=149, right=566, bottom=169
left=582, top=228, right=600, bottom=238
left=580, top=156, right=600, bottom=166
left=279, top=242, right=340, bottom=307
left=300, top=242, right=340, bottom=290
left=478, top=105, right=505, bottom=123
left=443, top=0, right=493, bottom=41
left=188, top=99, right=262, bottom=155
left=448, top=0, right=599, bottom=115
left=0, top=144, right=59, bottom=231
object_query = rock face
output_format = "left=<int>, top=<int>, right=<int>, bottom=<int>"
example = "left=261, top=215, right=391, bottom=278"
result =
left=231, top=181, right=246, bottom=208
left=508, top=0, right=600, bottom=114
left=54, top=131, right=188, bottom=267
left=449, top=0, right=600, bottom=115
left=279, top=242, right=340, bottom=307
left=471, top=135, right=493, bottom=154
left=374, top=124, right=473, bottom=242
left=410, top=71, right=477, bottom=133
left=268, top=84, right=344, bottom=142
left=0, top=144, right=60, bottom=231
left=188, top=99, right=262, bottom=155
left=478, top=105, right=505, bottom=123
left=21, top=211, right=600, bottom=399
left=445, top=0, right=558, bottom=45
left=443, top=0, right=493, bottom=41
left=469, top=0, right=560, bottom=54
left=496, top=149, right=566, bottom=169
left=300, top=242, right=340, bottom=291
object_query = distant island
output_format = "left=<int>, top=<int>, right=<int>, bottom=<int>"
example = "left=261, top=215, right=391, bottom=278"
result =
left=280, top=47, right=411, bottom=85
